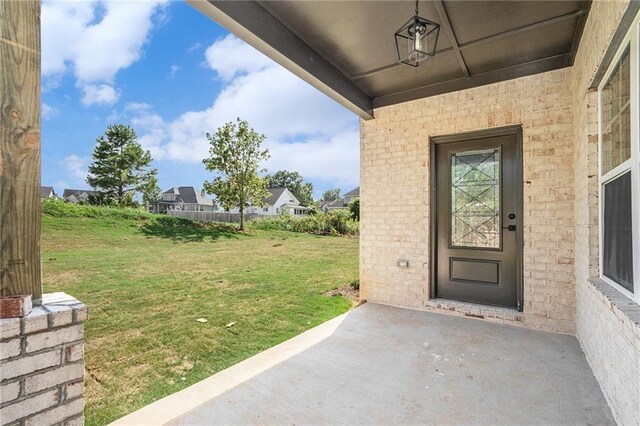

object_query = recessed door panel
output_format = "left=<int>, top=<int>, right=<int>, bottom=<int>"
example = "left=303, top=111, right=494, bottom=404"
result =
left=433, top=129, right=522, bottom=309
left=450, top=258, right=500, bottom=285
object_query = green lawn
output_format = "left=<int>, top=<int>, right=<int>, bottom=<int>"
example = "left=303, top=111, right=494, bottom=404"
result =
left=42, top=213, right=358, bottom=425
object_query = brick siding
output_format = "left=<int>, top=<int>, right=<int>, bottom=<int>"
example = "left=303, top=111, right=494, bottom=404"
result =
left=572, top=1, right=640, bottom=424
left=360, top=1, right=639, bottom=423
left=0, top=293, right=87, bottom=426
left=361, top=67, right=576, bottom=333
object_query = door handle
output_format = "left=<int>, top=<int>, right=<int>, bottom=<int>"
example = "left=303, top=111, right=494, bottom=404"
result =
left=502, top=225, right=516, bottom=231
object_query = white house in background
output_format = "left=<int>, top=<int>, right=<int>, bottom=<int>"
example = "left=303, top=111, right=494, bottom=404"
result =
left=227, top=187, right=308, bottom=216
left=149, top=186, right=215, bottom=214
left=320, top=187, right=359, bottom=212
left=41, top=186, right=57, bottom=199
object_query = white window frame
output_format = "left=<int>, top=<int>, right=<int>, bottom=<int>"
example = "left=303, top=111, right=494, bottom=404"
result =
left=598, top=12, right=640, bottom=304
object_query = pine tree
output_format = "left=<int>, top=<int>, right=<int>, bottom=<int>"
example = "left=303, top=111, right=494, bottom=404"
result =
left=141, top=174, right=162, bottom=207
left=87, top=125, right=157, bottom=206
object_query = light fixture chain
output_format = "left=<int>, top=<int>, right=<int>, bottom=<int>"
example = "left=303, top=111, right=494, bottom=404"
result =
left=415, top=0, right=419, bottom=15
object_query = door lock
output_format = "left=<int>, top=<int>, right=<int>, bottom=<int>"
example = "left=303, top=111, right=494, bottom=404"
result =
left=502, top=225, right=516, bottom=231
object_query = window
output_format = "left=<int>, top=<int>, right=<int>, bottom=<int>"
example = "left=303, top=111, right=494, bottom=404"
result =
left=263, top=207, right=269, bottom=212
left=598, top=14, right=640, bottom=303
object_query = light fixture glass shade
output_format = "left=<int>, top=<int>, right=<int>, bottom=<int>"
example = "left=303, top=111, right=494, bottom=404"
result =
left=395, top=15, right=440, bottom=67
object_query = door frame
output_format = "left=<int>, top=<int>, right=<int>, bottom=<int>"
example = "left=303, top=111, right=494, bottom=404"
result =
left=429, top=125, right=524, bottom=312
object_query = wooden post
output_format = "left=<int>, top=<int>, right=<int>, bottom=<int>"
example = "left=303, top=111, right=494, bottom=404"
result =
left=0, top=0, right=43, bottom=303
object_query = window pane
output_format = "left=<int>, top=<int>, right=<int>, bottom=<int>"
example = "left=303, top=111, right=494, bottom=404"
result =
left=451, top=148, right=501, bottom=248
left=603, top=171, right=634, bottom=293
left=601, top=46, right=631, bottom=174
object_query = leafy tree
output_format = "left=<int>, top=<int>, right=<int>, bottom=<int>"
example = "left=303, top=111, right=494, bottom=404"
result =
left=321, top=188, right=341, bottom=202
left=87, top=124, right=157, bottom=206
left=87, top=193, right=109, bottom=206
left=349, top=197, right=360, bottom=221
left=141, top=174, right=162, bottom=206
left=265, top=170, right=314, bottom=206
left=202, top=118, right=270, bottom=231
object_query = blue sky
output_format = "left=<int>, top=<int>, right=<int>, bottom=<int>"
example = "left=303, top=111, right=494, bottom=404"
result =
left=41, top=1, right=360, bottom=200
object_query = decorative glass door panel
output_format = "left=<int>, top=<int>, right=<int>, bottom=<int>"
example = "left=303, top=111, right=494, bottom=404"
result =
left=450, top=148, right=501, bottom=249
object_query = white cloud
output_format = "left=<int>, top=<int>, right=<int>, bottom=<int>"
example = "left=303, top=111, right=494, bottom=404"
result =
left=125, top=102, right=153, bottom=112
left=124, top=102, right=153, bottom=112
left=53, top=180, right=69, bottom=194
left=41, top=0, right=168, bottom=104
left=128, top=35, right=360, bottom=189
left=204, top=34, right=273, bottom=80
left=42, top=103, right=58, bottom=120
left=187, top=42, right=202, bottom=53
left=62, top=154, right=90, bottom=184
left=167, top=64, right=180, bottom=79
left=265, top=130, right=360, bottom=188
left=81, top=84, right=119, bottom=106
left=41, top=1, right=95, bottom=78
left=108, top=102, right=168, bottom=159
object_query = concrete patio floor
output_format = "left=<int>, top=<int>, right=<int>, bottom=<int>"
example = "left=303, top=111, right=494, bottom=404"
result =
left=115, top=303, right=614, bottom=425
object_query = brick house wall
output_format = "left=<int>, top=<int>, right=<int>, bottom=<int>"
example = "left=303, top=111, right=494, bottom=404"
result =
left=360, top=67, right=576, bottom=333
left=571, top=1, right=640, bottom=424
left=360, top=1, right=639, bottom=423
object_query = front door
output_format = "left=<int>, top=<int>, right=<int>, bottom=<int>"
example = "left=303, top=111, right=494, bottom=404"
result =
left=433, top=128, right=522, bottom=309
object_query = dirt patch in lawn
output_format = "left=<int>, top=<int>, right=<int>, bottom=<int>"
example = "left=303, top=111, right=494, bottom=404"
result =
left=43, top=269, right=80, bottom=288
left=323, top=284, right=360, bottom=305
left=170, top=358, right=194, bottom=375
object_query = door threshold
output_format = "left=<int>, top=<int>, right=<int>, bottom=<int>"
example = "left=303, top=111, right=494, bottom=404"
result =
left=426, top=298, right=523, bottom=322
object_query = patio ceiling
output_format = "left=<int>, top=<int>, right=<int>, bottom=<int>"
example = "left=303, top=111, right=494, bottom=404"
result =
left=188, top=1, right=590, bottom=119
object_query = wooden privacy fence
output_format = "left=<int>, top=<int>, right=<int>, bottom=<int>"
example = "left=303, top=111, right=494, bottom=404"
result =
left=168, top=210, right=260, bottom=224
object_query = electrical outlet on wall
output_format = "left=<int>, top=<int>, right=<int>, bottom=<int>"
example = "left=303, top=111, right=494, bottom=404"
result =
left=397, top=259, right=409, bottom=268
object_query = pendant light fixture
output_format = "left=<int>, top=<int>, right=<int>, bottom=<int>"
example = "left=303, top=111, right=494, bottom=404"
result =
left=394, top=0, right=440, bottom=67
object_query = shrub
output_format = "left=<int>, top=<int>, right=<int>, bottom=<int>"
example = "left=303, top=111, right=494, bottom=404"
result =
left=42, top=198, right=152, bottom=221
left=349, top=279, right=360, bottom=290
left=249, top=210, right=358, bottom=236
left=348, top=198, right=359, bottom=221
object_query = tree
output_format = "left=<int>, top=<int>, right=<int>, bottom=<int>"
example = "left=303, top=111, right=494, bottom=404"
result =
left=265, top=170, right=314, bottom=206
left=202, top=119, right=270, bottom=231
left=349, top=197, right=360, bottom=221
left=321, top=188, right=341, bottom=202
left=87, top=193, right=109, bottom=206
left=141, top=174, right=162, bottom=207
left=87, top=124, right=157, bottom=206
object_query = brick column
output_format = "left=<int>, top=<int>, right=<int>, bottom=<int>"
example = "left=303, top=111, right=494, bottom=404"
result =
left=0, top=293, right=88, bottom=425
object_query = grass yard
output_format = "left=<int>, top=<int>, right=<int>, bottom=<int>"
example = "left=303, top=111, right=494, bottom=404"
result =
left=41, top=209, right=358, bottom=425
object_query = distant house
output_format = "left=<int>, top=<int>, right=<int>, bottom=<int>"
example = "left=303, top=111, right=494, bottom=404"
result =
left=227, top=187, right=308, bottom=216
left=41, top=186, right=57, bottom=199
left=62, top=189, right=99, bottom=204
left=342, top=187, right=359, bottom=205
left=149, top=187, right=214, bottom=214
left=320, top=187, right=359, bottom=212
